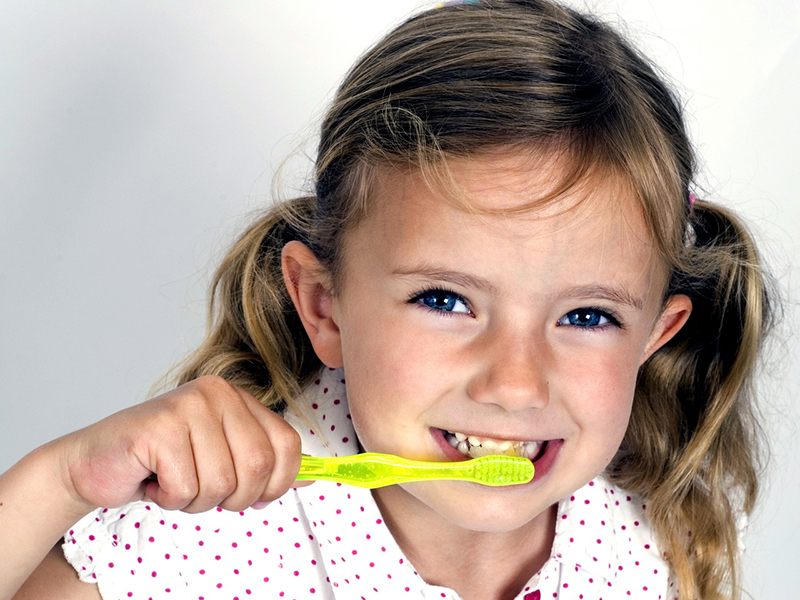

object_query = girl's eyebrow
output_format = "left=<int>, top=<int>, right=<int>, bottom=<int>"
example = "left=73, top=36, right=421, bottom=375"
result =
left=392, top=265, right=645, bottom=310
left=556, top=284, right=645, bottom=311
left=391, top=265, right=499, bottom=294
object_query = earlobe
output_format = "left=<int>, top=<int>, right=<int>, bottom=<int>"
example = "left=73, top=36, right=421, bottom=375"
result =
left=281, top=241, right=344, bottom=368
left=641, top=294, right=692, bottom=364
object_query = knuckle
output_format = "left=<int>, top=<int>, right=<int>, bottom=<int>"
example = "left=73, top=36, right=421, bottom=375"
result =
left=156, top=482, right=198, bottom=511
left=242, top=452, right=274, bottom=481
left=186, top=376, right=237, bottom=406
left=167, top=489, right=197, bottom=510
left=205, top=472, right=237, bottom=499
left=193, top=374, right=232, bottom=394
left=218, top=496, right=253, bottom=513
left=273, top=425, right=302, bottom=457
left=163, top=376, right=244, bottom=417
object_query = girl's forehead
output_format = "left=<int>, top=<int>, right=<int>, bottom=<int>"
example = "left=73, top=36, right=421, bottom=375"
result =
left=341, top=152, right=663, bottom=279
left=370, top=151, right=646, bottom=230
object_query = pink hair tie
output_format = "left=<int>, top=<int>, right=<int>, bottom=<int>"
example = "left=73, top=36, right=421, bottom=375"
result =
left=688, top=192, right=697, bottom=212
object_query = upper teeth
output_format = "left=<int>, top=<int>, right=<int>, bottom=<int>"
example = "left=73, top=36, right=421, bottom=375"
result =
left=445, top=430, right=543, bottom=460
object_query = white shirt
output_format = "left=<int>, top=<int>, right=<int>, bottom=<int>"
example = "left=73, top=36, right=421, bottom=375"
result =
left=64, top=367, right=678, bottom=599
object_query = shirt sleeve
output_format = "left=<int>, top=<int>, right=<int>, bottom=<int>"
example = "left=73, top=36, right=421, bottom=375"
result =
left=63, top=502, right=189, bottom=599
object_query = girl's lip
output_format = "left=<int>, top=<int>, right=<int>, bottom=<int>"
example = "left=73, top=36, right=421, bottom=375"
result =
left=430, top=427, right=563, bottom=484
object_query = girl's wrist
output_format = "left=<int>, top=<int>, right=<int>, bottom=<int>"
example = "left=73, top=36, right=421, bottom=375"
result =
left=0, top=440, right=97, bottom=598
left=43, top=433, right=102, bottom=520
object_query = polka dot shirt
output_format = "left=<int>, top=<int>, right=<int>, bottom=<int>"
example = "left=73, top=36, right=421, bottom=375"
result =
left=64, top=367, right=681, bottom=599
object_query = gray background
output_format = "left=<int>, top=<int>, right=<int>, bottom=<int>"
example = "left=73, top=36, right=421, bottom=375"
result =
left=1, top=1, right=798, bottom=596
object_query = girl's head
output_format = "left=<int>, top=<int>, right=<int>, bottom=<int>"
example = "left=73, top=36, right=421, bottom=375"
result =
left=310, top=0, right=693, bottom=287
left=179, top=1, right=772, bottom=598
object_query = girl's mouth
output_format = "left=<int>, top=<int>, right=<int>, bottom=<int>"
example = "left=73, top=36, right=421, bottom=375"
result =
left=442, top=429, right=547, bottom=462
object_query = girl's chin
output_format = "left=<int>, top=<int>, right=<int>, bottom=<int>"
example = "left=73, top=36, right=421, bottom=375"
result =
left=395, top=479, right=560, bottom=533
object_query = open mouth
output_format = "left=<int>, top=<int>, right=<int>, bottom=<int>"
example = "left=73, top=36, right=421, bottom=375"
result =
left=443, top=429, right=547, bottom=462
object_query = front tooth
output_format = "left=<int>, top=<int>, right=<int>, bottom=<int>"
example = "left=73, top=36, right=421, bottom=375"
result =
left=454, top=432, right=467, bottom=442
left=467, top=436, right=481, bottom=446
left=497, top=441, right=512, bottom=452
left=482, top=439, right=498, bottom=451
left=469, top=445, right=492, bottom=458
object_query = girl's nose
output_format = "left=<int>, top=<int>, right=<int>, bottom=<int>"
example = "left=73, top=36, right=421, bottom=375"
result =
left=465, top=329, right=549, bottom=411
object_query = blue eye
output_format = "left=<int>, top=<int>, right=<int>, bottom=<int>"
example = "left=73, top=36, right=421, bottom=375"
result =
left=410, top=289, right=471, bottom=315
left=557, top=308, right=619, bottom=328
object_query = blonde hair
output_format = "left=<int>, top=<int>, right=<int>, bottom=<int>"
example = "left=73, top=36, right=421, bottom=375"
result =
left=175, top=1, right=773, bottom=598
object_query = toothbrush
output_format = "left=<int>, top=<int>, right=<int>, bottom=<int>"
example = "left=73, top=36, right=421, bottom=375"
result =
left=295, top=453, right=534, bottom=489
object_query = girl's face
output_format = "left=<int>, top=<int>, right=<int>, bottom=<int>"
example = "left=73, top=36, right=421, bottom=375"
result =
left=286, top=153, right=690, bottom=534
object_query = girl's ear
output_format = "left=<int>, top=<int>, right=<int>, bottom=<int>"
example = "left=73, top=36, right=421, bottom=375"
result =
left=281, top=240, right=343, bottom=368
left=641, top=294, right=692, bottom=364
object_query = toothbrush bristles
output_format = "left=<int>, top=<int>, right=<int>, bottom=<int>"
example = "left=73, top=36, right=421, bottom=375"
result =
left=473, top=455, right=535, bottom=486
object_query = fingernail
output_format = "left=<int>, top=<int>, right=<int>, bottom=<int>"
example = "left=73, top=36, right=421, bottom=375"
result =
left=251, top=501, right=270, bottom=510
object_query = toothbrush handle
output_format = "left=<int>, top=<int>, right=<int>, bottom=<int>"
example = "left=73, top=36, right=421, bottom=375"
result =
left=297, top=453, right=485, bottom=488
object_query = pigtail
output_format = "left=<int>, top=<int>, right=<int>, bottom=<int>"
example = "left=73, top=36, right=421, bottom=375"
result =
left=611, top=199, right=772, bottom=600
left=172, top=196, right=324, bottom=413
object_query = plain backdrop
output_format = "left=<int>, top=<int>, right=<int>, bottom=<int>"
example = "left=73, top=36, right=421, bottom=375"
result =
left=1, top=1, right=798, bottom=596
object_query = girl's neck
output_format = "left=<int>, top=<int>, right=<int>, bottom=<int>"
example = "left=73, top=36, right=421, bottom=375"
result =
left=372, top=486, right=557, bottom=600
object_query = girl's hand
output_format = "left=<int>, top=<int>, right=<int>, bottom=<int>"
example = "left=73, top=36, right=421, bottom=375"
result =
left=62, top=376, right=305, bottom=514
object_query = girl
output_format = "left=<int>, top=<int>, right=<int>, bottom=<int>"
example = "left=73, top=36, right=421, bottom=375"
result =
left=2, top=1, right=773, bottom=599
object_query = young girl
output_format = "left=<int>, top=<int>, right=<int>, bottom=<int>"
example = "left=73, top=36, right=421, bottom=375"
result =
left=2, top=1, right=773, bottom=599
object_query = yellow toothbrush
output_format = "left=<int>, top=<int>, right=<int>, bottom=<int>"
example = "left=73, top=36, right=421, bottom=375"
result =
left=296, top=453, right=534, bottom=488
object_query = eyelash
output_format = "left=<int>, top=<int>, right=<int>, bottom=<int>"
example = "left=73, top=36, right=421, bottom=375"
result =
left=407, top=287, right=473, bottom=317
left=557, top=307, right=624, bottom=330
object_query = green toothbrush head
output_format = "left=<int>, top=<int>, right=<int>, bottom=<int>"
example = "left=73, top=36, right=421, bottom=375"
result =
left=469, top=455, right=535, bottom=486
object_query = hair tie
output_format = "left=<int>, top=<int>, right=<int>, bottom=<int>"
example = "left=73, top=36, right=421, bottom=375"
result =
left=688, top=192, right=697, bottom=213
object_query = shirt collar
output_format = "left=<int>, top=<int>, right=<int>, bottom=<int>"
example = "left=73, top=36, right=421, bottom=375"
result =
left=551, top=478, right=620, bottom=582
left=551, top=475, right=665, bottom=585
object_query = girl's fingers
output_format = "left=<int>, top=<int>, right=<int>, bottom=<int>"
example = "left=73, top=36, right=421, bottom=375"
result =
left=140, top=435, right=200, bottom=511
left=214, top=394, right=280, bottom=511
left=181, top=414, right=238, bottom=514
left=233, top=388, right=303, bottom=509
left=253, top=411, right=303, bottom=505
